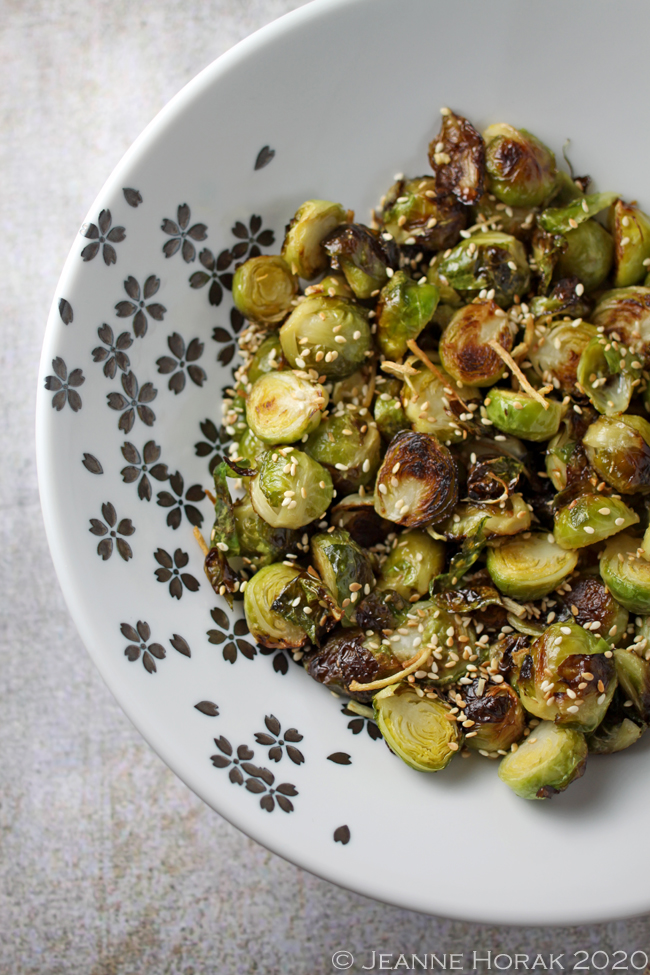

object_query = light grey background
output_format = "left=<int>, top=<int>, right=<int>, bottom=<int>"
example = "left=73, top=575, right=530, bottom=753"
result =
left=2, top=1, right=650, bottom=972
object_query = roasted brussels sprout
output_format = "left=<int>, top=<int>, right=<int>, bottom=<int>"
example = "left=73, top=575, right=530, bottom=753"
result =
left=613, top=647, right=650, bottom=722
left=375, top=379, right=410, bottom=442
left=514, top=622, right=617, bottom=732
left=279, top=295, right=371, bottom=380
left=528, top=278, right=593, bottom=321
left=558, top=575, right=629, bottom=647
left=232, top=492, right=299, bottom=567
left=331, top=493, right=392, bottom=547
left=554, top=493, right=638, bottom=550
left=439, top=300, right=515, bottom=387
left=466, top=455, right=523, bottom=502
left=429, top=109, right=486, bottom=205
left=246, top=331, right=288, bottom=384
left=376, top=271, right=439, bottom=360
left=545, top=419, right=584, bottom=493
left=311, top=528, right=375, bottom=625
left=438, top=233, right=530, bottom=308
left=600, top=533, right=650, bottom=614
left=374, top=683, right=460, bottom=772
left=583, top=415, right=650, bottom=494
left=331, top=367, right=373, bottom=406
left=380, top=177, right=466, bottom=250
left=462, top=680, right=526, bottom=754
left=576, top=336, right=633, bottom=416
left=483, top=123, right=556, bottom=208
left=246, top=371, right=328, bottom=445
left=498, top=721, right=588, bottom=800
left=250, top=447, right=333, bottom=529
left=401, top=364, right=480, bottom=442
left=590, top=286, right=650, bottom=358
left=374, top=431, right=458, bottom=528
left=485, top=388, right=562, bottom=443
left=305, top=628, right=401, bottom=702
left=304, top=406, right=381, bottom=493
left=586, top=698, right=644, bottom=754
left=309, top=273, right=355, bottom=299
left=236, top=427, right=270, bottom=470
left=471, top=195, right=536, bottom=241
left=323, top=223, right=395, bottom=299
left=529, top=319, right=596, bottom=394
left=281, top=199, right=347, bottom=280
left=537, top=191, right=617, bottom=235
left=232, top=255, right=298, bottom=324
left=382, top=597, right=476, bottom=684
left=486, top=532, right=578, bottom=600
left=436, top=493, right=531, bottom=539
left=270, top=568, right=341, bottom=646
left=609, top=199, right=650, bottom=288
left=244, top=563, right=309, bottom=649
left=354, top=588, right=406, bottom=634
left=554, top=220, right=614, bottom=293
left=377, top=529, right=445, bottom=600
left=531, top=227, right=567, bottom=293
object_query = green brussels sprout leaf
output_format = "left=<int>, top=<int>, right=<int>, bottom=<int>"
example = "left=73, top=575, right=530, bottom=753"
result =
left=271, top=570, right=342, bottom=646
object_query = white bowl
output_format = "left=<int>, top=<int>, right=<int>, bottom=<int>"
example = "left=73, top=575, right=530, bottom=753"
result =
left=37, top=0, right=650, bottom=924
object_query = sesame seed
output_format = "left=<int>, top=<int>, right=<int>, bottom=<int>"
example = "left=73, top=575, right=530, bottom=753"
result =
left=448, top=742, right=459, bottom=752
left=378, top=483, right=388, bottom=495
left=620, top=236, right=630, bottom=247
left=615, top=517, right=625, bottom=526
left=582, top=199, right=589, bottom=213
left=575, top=283, right=585, bottom=296
left=568, top=217, right=578, bottom=229
left=598, top=507, right=610, bottom=515
left=566, top=705, right=580, bottom=714
left=583, top=526, right=595, bottom=534
left=598, top=694, right=607, bottom=705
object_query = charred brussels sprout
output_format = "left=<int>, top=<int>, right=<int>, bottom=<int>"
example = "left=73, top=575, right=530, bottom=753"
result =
left=484, top=388, right=562, bottom=443
left=331, top=493, right=392, bottom=547
left=374, top=431, right=458, bottom=528
left=436, top=493, right=531, bottom=540
left=472, top=195, right=536, bottom=241
left=246, top=372, right=328, bottom=445
left=514, top=622, right=617, bottom=732
left=244, top=563, right=309, bottom=649
left=613, top=647, right=650, bottom=722
left=590, top=286, right=650, bottom=358
left=374, top=684, right=460, bottom=772
left=440, top=300, right=515, bottom=386
left=528, top=278, right=593, bottom=321
left=232, top=492, right=299, bottom=566
left=304, top=406, right=381, bottom=493
left=559, top=575, right=629, bottom=647
left=355, top=588, right=406, bottom=634
left=311, top=528, right=375, bottom=625
left=250, top=448, right=333, bottom=529
left=281, top=200, right=347, bottom=280
left=467, top=455, right=523, bottom=502
left=376, top=271, right=439, bottom=360
left=380, top=178, right=466, bottom=250
left=600, top=533, right=650, bottom=614
left=429, top=109, right=486, bottom=205
left=554, top=220, right=614, bottom=293
left=483, top=123, right=556, bottom=208
left=270, top=568, right=341, bottom=646
left=529, top=320, right=596, bottom=394
left=498, top=721, right=588, bottom=800
left=401, top=364, right=480, bottom=442
left=583, top=415, right=650, bottom=494
left=577, top=336, right=633, bottom=416
left=377, top=530, right=445, bottom=600
left=462, top=681, right=526, bottom=754
left=486, top=532, right=578, bottom=600
left=306, top=628, right=401, bottom=702
left=232, top=255, right=298, bottom=324
left=246, top=332, right=288, bottom=384
left=554, top=493, right=638, bottom=550
left=323, top=223, right=395, bottom=299
left=375, top=379, right=410, bottom=442
left=279, top=295, right=371, bottom=380
left=438, top=233, right=530, bottom=308
left=610, top=200, right=650, bottom=288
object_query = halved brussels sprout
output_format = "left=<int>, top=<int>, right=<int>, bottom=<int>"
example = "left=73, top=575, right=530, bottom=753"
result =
left=250, top=447, right=333, bottom=529
left=529, top=319, right=596, bottom=394
left=281, top=199, right=347, bottom=280
left=438, top=233, right=530, bottom=308
left=246, top=372, right=328, bottom=445
left=279, top=295, right=371, bottom=380
left=374, top=683, right=460, bottom=772
left=486, top=532, right=578, bottom=600
left=466, top=455, right=523, bottom=502
left=439, top=300, right=515, bottom=386
left=554, top=493, right=638, bottom=550
left=471, top=195, right=536, bottom=241
left=462, top=680, right=526, bottom=754
left=613, top=647, right=650, bottom=722
left=270, top=568, right=342, bottom=646
left=576, top=336, right=633, bottom=416
left=232, top=492, right=299, bottom=567
left=304, top=406, right=381, bottom=493
left=375, top=379, right=410, bottom=442
left=401, top=364, right=480, bottom=442
left=377, top=530, right=445, bottom=600
left=528, top=278, right=593, bottom=321
left=583, top=415, right=650, bottom=494
left=236, top=428, right=270, bottom=470
left=537, top=191, right=617, bottom=235
left=323, top=223, right=395, bottom=299
left=484, top=388, right=562, bottom=443
left=515, top=622, right=617, bottom=732
left=331, top=493, right=392, bottom=547
left=376, top=271, right=439, bottom=359
left=311, top=528, right=375, bottom=625
left=609, top=200, right=650, bottom=288
left=355, top=588, right=406, bottom=634
left=554, top=220, right=614, bottom=293
left=380, top=177, right=466, bottom=249
left=435, top=493, right=531, bottom=539
left=590, top=286, right=650, bottom=358
left=232, top=255, right=298, bottom=324
left=559, top=575, right=629, bottom=647
left=246, top=332, right=288, bottom=385
left=600, top=533, right=650, bottom=613
left=587, top=702, right=644, bottom=754
left=483, top=123, right=557, bottom=208
left=244, top=563, right=309, bottom=649
left=428, top=109, right=486, bottom=205
left=498, top=721, right=588, bottom=800
left=306, top=628, right=401, bottom=702
left=374, top=431, right=458, bottom=528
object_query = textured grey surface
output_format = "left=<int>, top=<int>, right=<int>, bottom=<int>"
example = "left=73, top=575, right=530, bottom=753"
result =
left=2, top=1, right=650, bottom=972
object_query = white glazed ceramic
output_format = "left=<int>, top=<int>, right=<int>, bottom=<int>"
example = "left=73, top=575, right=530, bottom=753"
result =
left=37, top=0, right=650, bottom=925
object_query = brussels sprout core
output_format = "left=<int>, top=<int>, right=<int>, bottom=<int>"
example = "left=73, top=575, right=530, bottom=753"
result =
left=591, top=286, right=650, bottom=358
left=232, top=255, right=298, bottom=324
left=497, top=721, right=588, bottom=800
left=280, top=295, right=371, bottom=380
left=246, top=371, right=328, bottom=445
left=374, top=431, right=459, bottom=528
left=281, top=199, right=347, bottom=280
left=374, top=683, right=460, bottom=772
left=486, top=532, right=578, bottom=600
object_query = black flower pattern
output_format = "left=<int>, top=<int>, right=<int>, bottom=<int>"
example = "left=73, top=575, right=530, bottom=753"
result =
left=81, top=209, right=126, bottom=265
left=89, top=502, right=135, bottom=561
left=210, top=737, right=297, bottom=813
left=58, top=298, right=73, bottom=325
left=194, top=418, right=230, bottom=475
left=156, top=333, right=206, bottom=393
left=207, top=607, right=256, bottom=663
left=189, top=215, right=275, bottom=306
left=231, top=214, right=275, bottom=255
left=82, top=453, right=103, bottom=474
left=341, top=704, right=382, bottom=741
left=254, top=145, right=275, bottom=170
left=154, top=547, right=200, bottom=599
left=115, top=275, right=166, bottom=338
left=254, top=715, right=304, bottom=765
left=334, top=826, right=351, bottom=845
left=156, top=471, right=205, bottom=529
left=212, top=308, right=245, bottom=366
left=107, top=371, right=157, bottom=432
left=121, top=441, right=168, bottom=500
left=120, top=620, right=165, bottom=674
left=161, top=203, right=207, bottom=262
left=92, top=323, right=133, bottom=378
left=44, top=357, right=84, bottom=412
left=123, top=188, right=142, bottom=208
